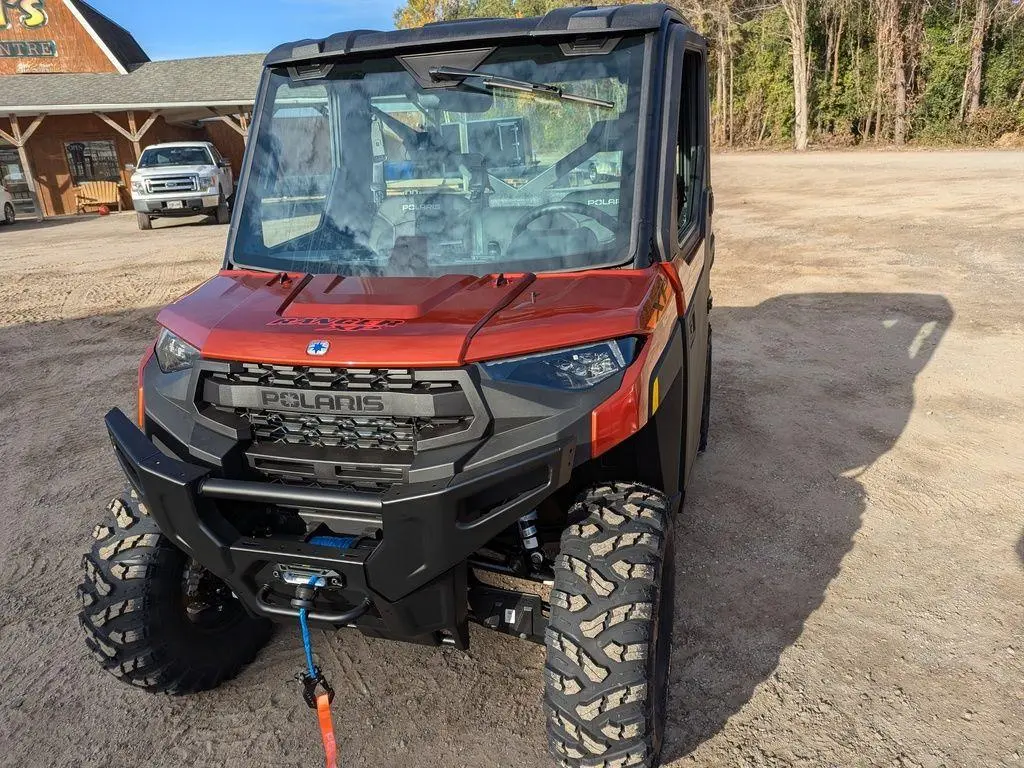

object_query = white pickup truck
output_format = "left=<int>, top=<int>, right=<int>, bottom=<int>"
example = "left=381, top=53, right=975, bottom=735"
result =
left=129, top=141, right=233, bottom=230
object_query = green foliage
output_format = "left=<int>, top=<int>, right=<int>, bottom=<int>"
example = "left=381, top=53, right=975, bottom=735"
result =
left=728, top=7, right=794, bottom=145
left=391, top=0, right=1024, bottom=147
left=914, top=6, right=971, bottom=134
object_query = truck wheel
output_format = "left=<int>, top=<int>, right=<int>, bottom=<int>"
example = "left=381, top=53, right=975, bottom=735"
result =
left=545, top=482, right=674, bottom=768
left=137, top=212, right=152, bottom=231
left=698, top=326, right=712, bottom=453
left=3, top=202, right=14, bottom=225
left=78, top=493, right=272, bottom=693
left=215, top=198, right=230, bottom=225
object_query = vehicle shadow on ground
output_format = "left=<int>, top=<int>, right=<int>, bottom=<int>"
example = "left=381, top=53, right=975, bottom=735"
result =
left=662, top=292, right=953, bottom=762
left=5, top=214, right=106, bottom=232
left=1016, top=532, right=1024, bottom=569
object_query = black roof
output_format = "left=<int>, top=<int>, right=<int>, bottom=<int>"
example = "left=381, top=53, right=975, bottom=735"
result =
left=264, top=4, right=679, bottom=67
left=68, top=0, right=150, bottom=70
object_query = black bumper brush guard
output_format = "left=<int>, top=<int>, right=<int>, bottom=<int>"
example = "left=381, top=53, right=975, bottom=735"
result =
left=105, top=407, right=558, bottom=647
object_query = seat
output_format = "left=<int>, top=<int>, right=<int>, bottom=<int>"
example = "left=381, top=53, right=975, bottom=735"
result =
left=75, top=181, right=122, bottom=214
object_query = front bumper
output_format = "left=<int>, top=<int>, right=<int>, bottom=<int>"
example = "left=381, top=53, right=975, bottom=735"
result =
left=106, top=406, right=575, bottom=645
left=133, top=193, right=219, bottom=215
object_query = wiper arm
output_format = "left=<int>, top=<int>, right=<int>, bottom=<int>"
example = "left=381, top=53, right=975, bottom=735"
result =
left=428, top=66, right=614, bottom=109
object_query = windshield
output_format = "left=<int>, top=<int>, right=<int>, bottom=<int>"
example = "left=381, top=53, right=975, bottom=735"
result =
left=231, top=37, right=647, bottom=276
left=138, top=146, right=213, bottom=168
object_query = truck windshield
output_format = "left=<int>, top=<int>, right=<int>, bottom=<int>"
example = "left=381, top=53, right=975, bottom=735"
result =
left=138, top=146, right=212, bottom=168
left=231, top=36, right=647, bottom=276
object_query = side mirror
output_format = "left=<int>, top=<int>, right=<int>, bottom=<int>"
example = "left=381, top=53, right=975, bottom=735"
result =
left=124, top=163, right=135, bottom=172
left=219, top=160, right=232, bottom=169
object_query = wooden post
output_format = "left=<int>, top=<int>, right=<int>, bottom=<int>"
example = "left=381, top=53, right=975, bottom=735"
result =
left=127, top=111, right=141, bottom=159
left=7, top=114, right=46, bottom=221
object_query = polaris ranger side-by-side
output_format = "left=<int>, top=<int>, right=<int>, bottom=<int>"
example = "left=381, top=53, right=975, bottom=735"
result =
left=79, top=6, right=712, bottom=766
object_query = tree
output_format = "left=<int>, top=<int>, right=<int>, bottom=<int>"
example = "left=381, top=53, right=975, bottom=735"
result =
left=781, top=0, right=812, bottom=150
left=961, top=0, right=993, bottom=122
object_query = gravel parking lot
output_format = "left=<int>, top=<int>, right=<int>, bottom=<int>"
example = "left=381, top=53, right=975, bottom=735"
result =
left=0, top=151, right=1021, bottom=767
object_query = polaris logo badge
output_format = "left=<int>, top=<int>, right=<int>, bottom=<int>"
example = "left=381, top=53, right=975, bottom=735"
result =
left=306, top=340, right=329, bottom=356
left=260, top=391, right=385, bottom=412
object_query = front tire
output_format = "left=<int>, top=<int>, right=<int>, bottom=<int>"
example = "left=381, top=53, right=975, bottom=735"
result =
left=136, top=212, right=152, bottom=230
left=3, top=202, right=14, bottom=225
left=78, top=493, right=272, bottom=693
left=214, top=197, right=230, bottom=225
left=545, top=482, right=675, bottom=768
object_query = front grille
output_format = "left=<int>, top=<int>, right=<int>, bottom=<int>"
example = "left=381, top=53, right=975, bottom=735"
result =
left=244, top=410, right=469, bottom=452
left=147, top=175, right=198, bottom=193
left=209, top=364, right=456, bottom=394
left=202, top=365, right=474, bottom=473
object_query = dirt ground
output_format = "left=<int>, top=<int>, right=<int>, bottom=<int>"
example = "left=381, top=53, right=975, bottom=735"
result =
left=0, top=151, right=1021, bottom=767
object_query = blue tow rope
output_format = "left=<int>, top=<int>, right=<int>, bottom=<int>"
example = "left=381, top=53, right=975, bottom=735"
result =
left=298, top=575, right=319, bottom=678
left=294, top=575, right=338, bottom=767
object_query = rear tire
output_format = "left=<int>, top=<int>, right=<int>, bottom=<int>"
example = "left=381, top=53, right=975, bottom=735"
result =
left=136, top=212, right=152, bottom=230
left=3, top=202, right=14, bottom=225
left=78, top=493, right=272, bottom=693
left=544, top=482, right=674, bottom=768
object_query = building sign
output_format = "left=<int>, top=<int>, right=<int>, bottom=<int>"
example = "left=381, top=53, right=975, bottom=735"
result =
left=0, top=0, right=55, bottom=58
left=0, top=39, right=54, bottom=56
left=0, top=0, right=48, bottom=30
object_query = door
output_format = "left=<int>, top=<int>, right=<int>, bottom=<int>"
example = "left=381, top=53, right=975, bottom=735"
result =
left=660, top=29, right=712, bottom=486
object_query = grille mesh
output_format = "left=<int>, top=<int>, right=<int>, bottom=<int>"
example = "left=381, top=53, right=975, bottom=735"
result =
left=244, top=410, right=468, bottom=452
left=208, top=364, right=456, bottom=393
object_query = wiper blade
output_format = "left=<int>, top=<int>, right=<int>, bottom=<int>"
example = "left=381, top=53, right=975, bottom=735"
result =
left=428, top=66, right=614, bottom=109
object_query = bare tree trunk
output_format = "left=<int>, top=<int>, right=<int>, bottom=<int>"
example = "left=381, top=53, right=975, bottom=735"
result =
left=960, top=0, right=991, bottom=122
left=715, top=21, right=728, bottom=144
left=893, top=27, right=907, bottom=145
left=833, top=9, right=845, bottom=87
left=729, top=35, right=735, bottom=146
left=782, top=0, right=811, bottom=151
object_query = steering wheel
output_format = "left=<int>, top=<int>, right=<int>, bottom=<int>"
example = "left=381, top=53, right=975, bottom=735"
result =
left=509, top=201, right=619, bottom=241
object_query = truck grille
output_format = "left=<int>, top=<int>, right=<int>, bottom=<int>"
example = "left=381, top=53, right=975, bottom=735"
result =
left=244, top=410, right=469, bottom=452
left=209, top=364, right=454, bottom=393
left=146, top=175, right=198, bottom=193
left=202, top=364, right=473, bottom=463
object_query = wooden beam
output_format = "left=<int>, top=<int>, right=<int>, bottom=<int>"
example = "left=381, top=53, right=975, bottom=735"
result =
left=19, top=114, right=45, bottom=144
left=94, top=112, right=135, bottom=142
left=0, top=124, right=15, bottom=146
left=134, top=111, right=160, bottom=142
left=8, top=116, right=43, bottom=220
left=216, top=114, right=248, bottom=138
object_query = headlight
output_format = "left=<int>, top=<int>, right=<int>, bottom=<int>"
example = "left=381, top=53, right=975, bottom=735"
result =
left=481, top=338, right=639, bottom=390
left=198, top=174, right=216, bottom=189
left=130, top=178, right=145, bottom=194
left=154, top=328, right=199, bottom=373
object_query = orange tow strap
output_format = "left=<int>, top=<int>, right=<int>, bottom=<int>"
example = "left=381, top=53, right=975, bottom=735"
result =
left=316, top=692, right=338, bottom=768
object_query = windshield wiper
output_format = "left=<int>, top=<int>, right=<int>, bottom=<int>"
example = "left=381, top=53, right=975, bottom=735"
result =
left=428, top=66, right=615, bottom=109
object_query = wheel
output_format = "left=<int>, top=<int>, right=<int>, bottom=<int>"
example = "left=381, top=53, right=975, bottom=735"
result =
left=136, top=212, right=152, bottom=230
left=698, top=326, right=712, bottom=453
left=78, top=493, right=272, bottom=693
left=215, top=197, right=230, bottom=225
left=3, top=202, right=14, bottom=225
left=545, top=482, right=675, bottom=768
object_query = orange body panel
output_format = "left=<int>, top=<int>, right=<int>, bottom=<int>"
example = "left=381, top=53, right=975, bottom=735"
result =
left=154, top=266, right=682, bottom=455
